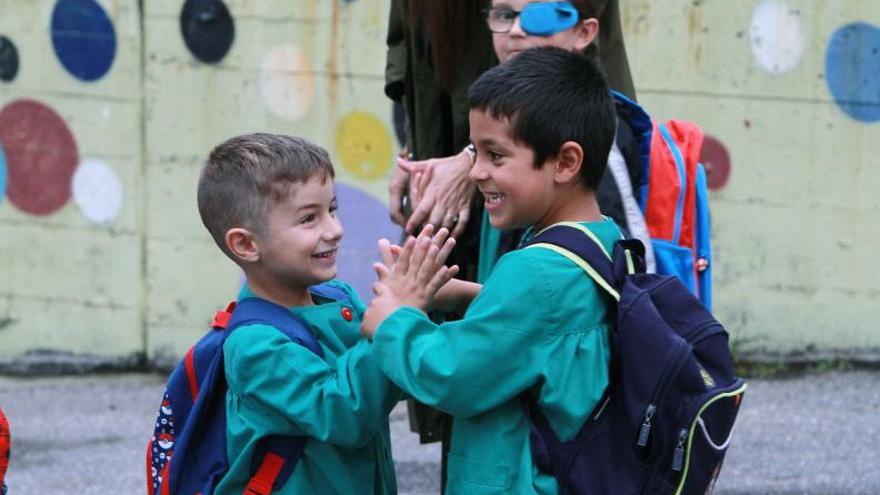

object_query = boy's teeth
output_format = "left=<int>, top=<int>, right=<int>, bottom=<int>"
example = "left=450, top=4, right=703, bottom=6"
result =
left=484, top=192, right=504, bottom=204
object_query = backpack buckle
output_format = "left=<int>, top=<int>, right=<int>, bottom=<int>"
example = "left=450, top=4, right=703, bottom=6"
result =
left=211, top=301, right=237, bottom=329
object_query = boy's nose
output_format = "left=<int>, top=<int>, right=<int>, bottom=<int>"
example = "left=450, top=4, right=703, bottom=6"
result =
left=468, top=157, right=488, bottom=183
left=325, top=215, right=344, bottom=241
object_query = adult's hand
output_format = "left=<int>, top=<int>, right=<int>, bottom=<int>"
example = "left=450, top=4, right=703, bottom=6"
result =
left=398, top=150, right=476, bottom=238
left=387, top=163, right=410, bottom=227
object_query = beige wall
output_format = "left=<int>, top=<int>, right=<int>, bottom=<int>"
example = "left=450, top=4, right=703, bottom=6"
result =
left=0, top=0, right=878, bottom=369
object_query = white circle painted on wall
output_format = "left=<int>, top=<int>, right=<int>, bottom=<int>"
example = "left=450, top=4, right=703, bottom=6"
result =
left=72, top=159, right=123, bottom=225
left=260, top=44, right=316, bottom=122
left=749, top=0, right=805, bottom=75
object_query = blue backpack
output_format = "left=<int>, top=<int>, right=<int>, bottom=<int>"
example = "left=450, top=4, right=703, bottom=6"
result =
left=523, top=224, right=745, bottom=494
left=146, top=284, right=348, bottom=495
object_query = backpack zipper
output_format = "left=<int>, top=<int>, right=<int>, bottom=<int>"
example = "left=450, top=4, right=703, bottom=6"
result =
left=672, top=380, right=748, bottom=495
left=671, top=428, right=688, bottom=472
left=635, top=339, right=690, bottom=451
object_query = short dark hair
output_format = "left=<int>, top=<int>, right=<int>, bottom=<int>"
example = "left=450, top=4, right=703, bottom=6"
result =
left=197, top=133, right=334, bottom=260
left=467, top=46, right=616, bottom=190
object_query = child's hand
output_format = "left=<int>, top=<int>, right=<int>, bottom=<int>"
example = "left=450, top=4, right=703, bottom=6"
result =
left=361, top=225, right=459, bottom=339
left=376, top=224, right=459, bottom=310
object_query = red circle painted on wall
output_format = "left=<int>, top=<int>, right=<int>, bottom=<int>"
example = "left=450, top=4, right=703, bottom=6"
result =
left=700, top=134, right=731, bottom=191
left=0, top=99, right=79, bottom=215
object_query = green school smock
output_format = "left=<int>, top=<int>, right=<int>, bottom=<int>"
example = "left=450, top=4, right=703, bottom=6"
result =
left=215, top=281, right=401, bottom=495
left=373, top=220, right=621, bottom=494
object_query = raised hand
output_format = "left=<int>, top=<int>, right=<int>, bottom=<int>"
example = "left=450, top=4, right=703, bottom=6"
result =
left=361, top=225, right=459, bottom=338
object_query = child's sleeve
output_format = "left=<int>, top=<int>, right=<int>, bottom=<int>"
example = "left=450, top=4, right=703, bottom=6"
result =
left=371, top=252, right=556, bottom=418
left=224, top=324, right=401, bottom=448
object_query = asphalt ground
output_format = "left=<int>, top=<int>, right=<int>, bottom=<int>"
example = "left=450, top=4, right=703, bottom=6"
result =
left=0, top=370, right=877, bottom=494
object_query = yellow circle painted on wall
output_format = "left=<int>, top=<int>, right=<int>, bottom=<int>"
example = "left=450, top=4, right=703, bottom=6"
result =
left=335, top=111, right=392, bottom=180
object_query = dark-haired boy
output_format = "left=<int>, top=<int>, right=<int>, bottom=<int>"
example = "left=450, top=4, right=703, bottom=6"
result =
left=195, top=133, right=454, bottom=493
left=362, top=47, right=620, bottom=494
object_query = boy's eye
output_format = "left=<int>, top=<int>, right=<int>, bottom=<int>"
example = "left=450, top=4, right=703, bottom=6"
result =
left=300, top=213, right=316, bottom=224
left=329, top=205, right=338, bottom=216
left=488, top=150, right=504, bottom=161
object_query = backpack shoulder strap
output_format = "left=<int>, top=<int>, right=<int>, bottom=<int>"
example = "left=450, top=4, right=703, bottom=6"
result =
left=227, top=298, right=323, bottom=358
left=525, top=222, right=620, bottom=302
left=309, top=282, right=350, bottom=302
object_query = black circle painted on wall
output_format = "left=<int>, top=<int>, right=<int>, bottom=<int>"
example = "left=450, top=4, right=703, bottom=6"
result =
left=180, top=0, right=235, bottom=64
left=0, top=36, right=19, bottom=82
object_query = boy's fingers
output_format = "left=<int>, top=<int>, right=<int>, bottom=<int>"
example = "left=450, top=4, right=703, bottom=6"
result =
left=377, top=239, right=395, bottom=267
left=431, top=226, right=450, bottom=248
left=415, top=243, right=442, bottom=283
left=373, top=262, right=390, bottom=282
left=418, top=223, right=436, bottom=240
left=408, top=231, right=433, bottom=276
left=436, top=237, right=457, bottom=266
left=395, top=236, right=416, bottom=275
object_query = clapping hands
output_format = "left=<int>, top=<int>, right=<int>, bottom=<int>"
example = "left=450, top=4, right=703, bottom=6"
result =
left=361, top=225, right=459, bottom=339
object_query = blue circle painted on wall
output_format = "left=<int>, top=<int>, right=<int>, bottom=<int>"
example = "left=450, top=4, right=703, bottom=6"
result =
left=0, top=144, right=7, bottom=202
left=335, top=183, right=403, bottom=301
left=51, top=0, right=117, bottom=81
left=825, top=22, right=880, bottom=123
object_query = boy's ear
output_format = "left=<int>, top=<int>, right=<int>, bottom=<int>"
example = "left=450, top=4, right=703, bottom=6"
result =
left=554, top=141, right=585, bottom=185
left=225, top=227, right=261, bottom=263
left=573, top=17, right=600, bottom=52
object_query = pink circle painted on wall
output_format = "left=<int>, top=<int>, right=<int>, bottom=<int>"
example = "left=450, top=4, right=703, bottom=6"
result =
left=0, top=99, right=79, bottom=215
left=700, top=135, right=731, bottom=191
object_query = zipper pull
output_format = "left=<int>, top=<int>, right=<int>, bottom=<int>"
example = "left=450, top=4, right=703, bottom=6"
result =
left=637, top=404, right=657, bottom=447
left=672, top=428, right=688, bottom=472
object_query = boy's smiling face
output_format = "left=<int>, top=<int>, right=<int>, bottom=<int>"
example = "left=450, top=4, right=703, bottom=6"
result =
left=490, top=0, right=598, bottom=63
left=255, top=175, right=343, bottom=296
left=468, top=109, right=557, bottom=230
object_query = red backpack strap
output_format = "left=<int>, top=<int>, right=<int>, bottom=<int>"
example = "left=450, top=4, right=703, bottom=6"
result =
left=244, top=452, right=285, bottom=495
left=0, top=408, right=9, bottom=489
left=212, top=301, right=237, bottom=329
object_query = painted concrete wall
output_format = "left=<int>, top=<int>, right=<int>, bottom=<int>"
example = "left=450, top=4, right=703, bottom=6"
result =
left=0, top=0, right=877, bottom=369
left=623, top=1, right=880, bottom=360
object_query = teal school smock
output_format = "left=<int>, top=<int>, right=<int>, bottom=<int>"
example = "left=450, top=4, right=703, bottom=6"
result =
left=373, top=219, right=621, bottom=494
left=216, top=281, right=401, bottom=494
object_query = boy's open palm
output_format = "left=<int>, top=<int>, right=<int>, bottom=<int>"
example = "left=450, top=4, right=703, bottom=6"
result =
left=361, top=225, right=459, bottom=338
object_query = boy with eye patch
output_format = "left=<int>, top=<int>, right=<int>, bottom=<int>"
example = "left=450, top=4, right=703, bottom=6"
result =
left=399, top=0, right=652, bottom=282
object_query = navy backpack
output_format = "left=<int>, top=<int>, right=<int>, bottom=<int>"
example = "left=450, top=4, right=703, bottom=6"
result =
left=146, top=284, right=348, bottom=495
left=523, top=224, right=746, bottom=494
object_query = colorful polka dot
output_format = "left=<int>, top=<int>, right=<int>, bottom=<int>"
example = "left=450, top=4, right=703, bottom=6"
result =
left=749, top=0, right=805, bottom=75
left=0, top=99, right=79, bottom=215
left=180, top=0, right=235, bottom=64
left=700, top=135, right=731, bottom=191
left=0, top=36, right=19, bottom=82
left=825, top=22, right=880, bottom=123
left=335, top=111, right=393, bottom=180
left=261, top=44, right=315, bottom=122
left=72, top=159, right=123, bottom=225
left=51, top=0, right=117, bottom=81
left=0, top=144, right=7, bottom=202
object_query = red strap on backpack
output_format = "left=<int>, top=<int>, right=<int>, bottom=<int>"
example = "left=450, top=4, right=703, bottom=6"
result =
left=244, top=452, right=285, bottom=495
left=0, top=408, right=9, bottom=489
left=212, top=301, right=237, bottom=329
